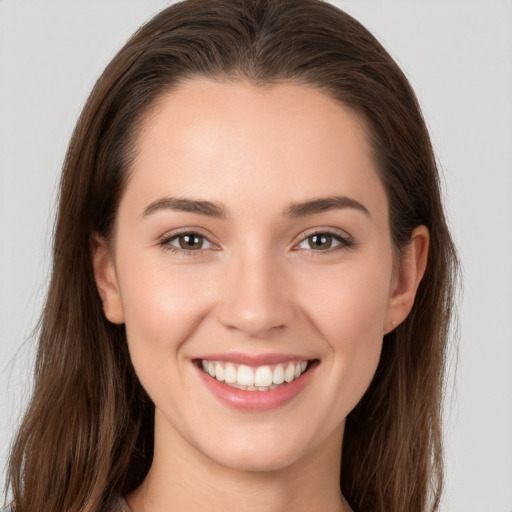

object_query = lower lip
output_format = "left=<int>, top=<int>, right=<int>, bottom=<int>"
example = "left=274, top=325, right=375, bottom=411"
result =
left=196, top=362, right=317, bottom=412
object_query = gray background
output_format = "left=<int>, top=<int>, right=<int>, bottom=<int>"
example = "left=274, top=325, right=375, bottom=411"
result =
left=1, top=1, right=511, bottom=510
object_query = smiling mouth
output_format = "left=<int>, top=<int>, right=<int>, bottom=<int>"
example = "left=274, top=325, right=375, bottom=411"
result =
left=198, top=359, right=314, bottom=391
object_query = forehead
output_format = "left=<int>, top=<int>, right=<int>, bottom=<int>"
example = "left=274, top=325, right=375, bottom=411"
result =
left=124, top=78, right=388, bottom=222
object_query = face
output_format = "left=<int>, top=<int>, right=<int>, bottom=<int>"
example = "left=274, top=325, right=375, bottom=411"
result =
left=95, top=79, right=420, bottom=473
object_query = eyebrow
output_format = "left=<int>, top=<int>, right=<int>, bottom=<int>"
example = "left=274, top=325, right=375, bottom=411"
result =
left=283, top=196, right=371, bottom=218
left=142, top=197, right=227, bottom=218
left=142, top=194, right=370, bottom=220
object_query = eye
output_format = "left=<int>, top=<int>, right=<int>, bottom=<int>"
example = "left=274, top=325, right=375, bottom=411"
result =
left=296, top=231, right=353, bottom=251
left=161, top=232, right=215, bottom=252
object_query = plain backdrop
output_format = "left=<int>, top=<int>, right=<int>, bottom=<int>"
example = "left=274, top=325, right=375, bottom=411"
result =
left=1, top=1, right=511, bottom=511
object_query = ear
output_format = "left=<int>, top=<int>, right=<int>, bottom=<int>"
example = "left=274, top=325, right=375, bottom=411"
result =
left=384, top=225, right=429, bottom=334
left=92, top=236, right=125, bottom=324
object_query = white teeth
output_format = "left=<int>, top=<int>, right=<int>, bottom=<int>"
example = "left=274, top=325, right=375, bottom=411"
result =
left=224, top=363, right=237, bottom=383
left=200, top=359, right=311, bottom=390
left=215, top=363, right=224, bottom=382
left=273, top=365, right=285, bottom=384
left=254, top=366, right=273, bottom=387
left=237, top=365, right=255, bottom=386
left=284, top=363, right=295, bottom=383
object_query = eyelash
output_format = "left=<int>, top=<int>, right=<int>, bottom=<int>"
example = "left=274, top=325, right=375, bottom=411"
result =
left=158, top=229, right=354, bottom=256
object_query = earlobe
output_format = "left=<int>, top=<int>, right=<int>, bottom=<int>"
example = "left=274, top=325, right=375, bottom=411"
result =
left=385, top=225, right=429, bottom=334
left=92, top=237, right=125, bottom=324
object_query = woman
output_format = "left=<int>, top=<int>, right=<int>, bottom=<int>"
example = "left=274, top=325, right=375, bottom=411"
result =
left=5, top=0, right=458, bottom=511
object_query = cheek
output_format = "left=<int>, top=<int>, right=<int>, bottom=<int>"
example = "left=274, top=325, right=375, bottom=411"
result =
left=296, top=255, right=392, bottom=410
left=114, top=248, right=216, bottom=370
left=298, top=254, right=392, bottom=340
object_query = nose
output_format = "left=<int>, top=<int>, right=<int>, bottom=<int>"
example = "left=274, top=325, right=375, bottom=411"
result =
left=216, top=248, right=294, bottom=337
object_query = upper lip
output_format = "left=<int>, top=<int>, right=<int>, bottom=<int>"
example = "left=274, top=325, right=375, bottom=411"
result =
left=195, top=352, right=316, bottom=366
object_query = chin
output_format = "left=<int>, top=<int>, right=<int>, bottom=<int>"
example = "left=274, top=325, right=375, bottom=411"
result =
left=204, top=446, right=304, bottom=473
left=195, top=429, right=311, bottom=473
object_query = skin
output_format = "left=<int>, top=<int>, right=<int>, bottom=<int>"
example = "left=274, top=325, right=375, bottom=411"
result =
left=93, top=79, right=429, bottom=512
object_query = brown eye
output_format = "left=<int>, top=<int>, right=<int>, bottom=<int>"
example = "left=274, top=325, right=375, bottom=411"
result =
left=296, top=231, right=353, bottom=252
left=178, top=233, right=203, bottom=250
left=308, top=233, right=334, bottom=250
left=163, top=232, right=214, bottom=252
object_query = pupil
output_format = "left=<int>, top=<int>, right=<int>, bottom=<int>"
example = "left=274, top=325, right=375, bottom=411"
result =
left=180, top=234, right=201, bottom=249
left=310, top=234, right=331, bottom=249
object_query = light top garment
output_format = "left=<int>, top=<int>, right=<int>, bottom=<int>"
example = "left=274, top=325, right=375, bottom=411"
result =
left=102, top=496, right=133, bottom=512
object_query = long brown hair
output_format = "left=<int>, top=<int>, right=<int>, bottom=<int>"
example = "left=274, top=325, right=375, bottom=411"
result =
left=6, top=1, right=458, bottom=511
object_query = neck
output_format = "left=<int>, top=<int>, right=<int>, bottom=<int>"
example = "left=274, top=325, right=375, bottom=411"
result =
left=127, top=411, right=351, bottom=512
